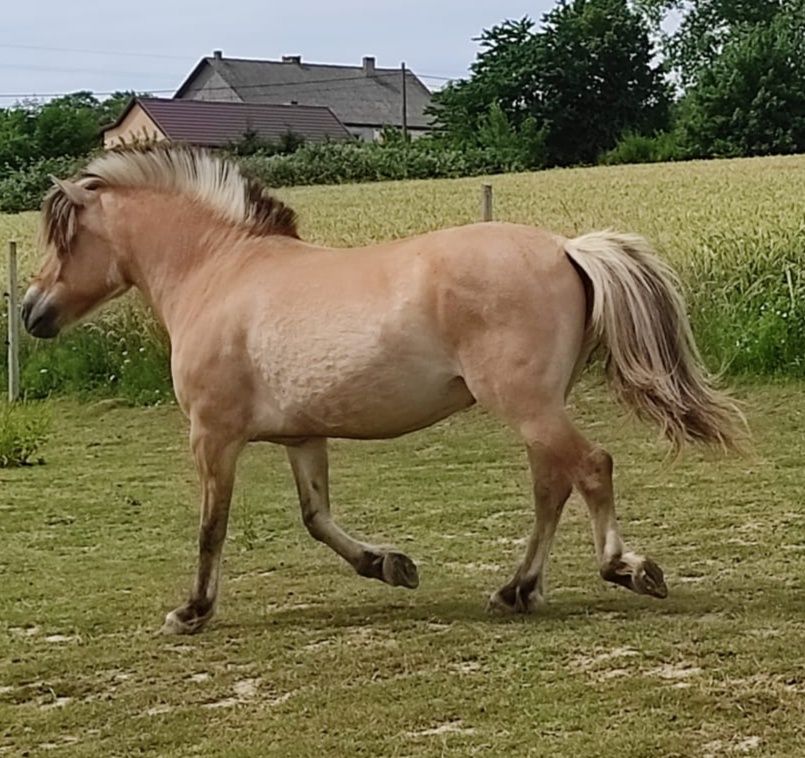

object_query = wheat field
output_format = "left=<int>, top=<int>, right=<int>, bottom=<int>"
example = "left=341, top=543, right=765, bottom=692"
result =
left=2, top=154, right=803, bottom=381
left=4, top=154, right=804, bottom=271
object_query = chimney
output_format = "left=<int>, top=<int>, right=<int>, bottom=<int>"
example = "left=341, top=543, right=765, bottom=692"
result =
left=362, top=56, right=376, bottom=76
left=282, top=55, right=302, bottom=64
left=212, top=49, right=223, bottom=60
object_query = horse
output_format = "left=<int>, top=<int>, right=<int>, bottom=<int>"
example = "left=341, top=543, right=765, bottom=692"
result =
left=22, top=144, right=743, bottom=634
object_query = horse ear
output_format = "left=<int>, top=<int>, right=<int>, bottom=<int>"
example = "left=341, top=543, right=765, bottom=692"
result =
left=49, top=176, right=95, bottom=207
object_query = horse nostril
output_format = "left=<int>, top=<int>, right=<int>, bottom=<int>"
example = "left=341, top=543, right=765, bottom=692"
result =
left=21, top=299, right=32, bottom=327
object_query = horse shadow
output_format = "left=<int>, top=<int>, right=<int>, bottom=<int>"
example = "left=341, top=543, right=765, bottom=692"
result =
left=218, top=580, right=794, bottom=636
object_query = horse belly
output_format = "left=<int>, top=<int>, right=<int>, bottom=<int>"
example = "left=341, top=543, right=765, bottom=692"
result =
left=247, top=328, right=473, bottom=439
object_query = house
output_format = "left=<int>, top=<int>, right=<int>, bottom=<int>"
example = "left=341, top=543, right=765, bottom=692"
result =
left=102, top=97, right=352, bottom=149
left=174, top=51, right=433, bottom=141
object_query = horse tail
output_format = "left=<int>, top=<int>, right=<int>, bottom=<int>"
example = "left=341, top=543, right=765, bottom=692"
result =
left=564, top=230, right=745, bottom=453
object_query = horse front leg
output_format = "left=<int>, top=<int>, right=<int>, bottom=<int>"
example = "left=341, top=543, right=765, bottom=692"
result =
left=286, top=438, right=419, bottom=589
left=162, top=426, right=243, bottom=634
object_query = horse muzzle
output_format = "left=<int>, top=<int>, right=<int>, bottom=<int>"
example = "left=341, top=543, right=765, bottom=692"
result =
left=21, top=288, right=61, bottom=339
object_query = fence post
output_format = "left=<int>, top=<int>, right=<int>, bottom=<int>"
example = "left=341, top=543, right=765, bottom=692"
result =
left=480, top=184, right=493, bottom=222
left=7, top=240, right=20, bottom=402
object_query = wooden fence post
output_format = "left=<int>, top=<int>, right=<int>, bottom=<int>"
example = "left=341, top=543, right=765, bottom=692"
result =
left=481, top=184, right=493, bottom=222
left=7, top=240, right=20, bottom=402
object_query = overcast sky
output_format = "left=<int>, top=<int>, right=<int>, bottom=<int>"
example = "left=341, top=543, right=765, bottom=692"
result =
left=1, top=1, right=557, bottom=103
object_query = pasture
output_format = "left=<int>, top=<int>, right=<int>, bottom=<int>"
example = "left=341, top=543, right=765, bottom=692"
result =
left=1, top=154, right=804, bottom=755
left=1, top=385, right=804, bottom=756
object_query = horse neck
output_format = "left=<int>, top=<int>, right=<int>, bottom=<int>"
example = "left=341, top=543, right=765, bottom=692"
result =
left=107, top=190, right=236, bottom=332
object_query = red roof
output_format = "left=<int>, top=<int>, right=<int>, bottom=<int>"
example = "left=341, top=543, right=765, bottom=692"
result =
left=107, top=97, right=353, bottom=145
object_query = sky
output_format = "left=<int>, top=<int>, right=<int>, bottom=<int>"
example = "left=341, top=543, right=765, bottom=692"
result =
left=1, top=1, right=557, bottom=104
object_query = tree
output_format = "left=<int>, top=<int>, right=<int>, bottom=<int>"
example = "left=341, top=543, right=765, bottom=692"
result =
left=428, top=1, right=669, bottom=167
left=96, top=91, right=143, bottom=127
left=678, top=1, right=805, bottom=157
left=428, top=18, right=542, bottom=145
left=0, top=90, right=145, bottom=170
left=640, top=0, right=786, bottom=87
left=34, top=92, right=101, bottom=160
left=533, top=0, right=670, bottom=165
left=0, top=106, right=37, bottom=169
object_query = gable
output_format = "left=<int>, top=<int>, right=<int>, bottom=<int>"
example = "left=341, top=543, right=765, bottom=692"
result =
left=103, top=103, right=166, bottom=148
left=176, top=62, right=242, bottom=103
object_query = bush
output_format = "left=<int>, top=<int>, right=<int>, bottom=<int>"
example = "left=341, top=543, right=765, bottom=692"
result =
left=684, top=230, right=805, bottom=376
left=225, top=129, right=306, bottom=158
left=238, top=140, right=524, bottom=188
left=20, top=324, right=171, bottom=406
left=0, top=141, right=530, bottom=213
left=600, top=132, right=684, bottom=165
left=0, top=402, right=50, bottom=467
left=0, top=154, right=89, bottom=213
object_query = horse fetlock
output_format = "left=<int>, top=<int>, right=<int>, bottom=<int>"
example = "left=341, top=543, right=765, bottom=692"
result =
left=601, top=553, right=668, bottom=599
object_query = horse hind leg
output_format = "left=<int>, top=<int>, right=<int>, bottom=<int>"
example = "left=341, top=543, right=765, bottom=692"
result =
left=489, top=433, right=572, bottom=613
left=456, top=330, right=581, bottom=611
left=286, top=438, right=419, bottom=589
left=459, top=302, right=666, bottom=608
left=574, top=444, right=667, bottom=599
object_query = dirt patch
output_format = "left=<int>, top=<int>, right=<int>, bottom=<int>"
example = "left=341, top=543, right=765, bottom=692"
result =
left=202, top=678, right=296, bottom=710
left=571, top=646, right=639, bottom=671
left=36, top=736, right=80, bottom=751
left=703, top=735, right=761, bottom=756
left=8, top=626, right=40, bottom=638
left=406, top=720, right=477, bottom=738
left=647, top=663, right=703, bottom=680
left=450, top=660, right=482, bottom=675
left=43, top=634, right=79, bottom=644
left=145, top=704, right=173, bottom=716
left=40, top=696, right=73, bottom=710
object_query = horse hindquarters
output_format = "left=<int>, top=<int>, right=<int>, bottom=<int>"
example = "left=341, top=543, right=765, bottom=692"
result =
left=452, top=242, right=667, bottom=611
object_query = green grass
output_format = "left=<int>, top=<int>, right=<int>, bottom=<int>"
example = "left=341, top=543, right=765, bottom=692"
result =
left=0, top=402, right=50, bottom=467
left=1, top=379, right=803, bottom=756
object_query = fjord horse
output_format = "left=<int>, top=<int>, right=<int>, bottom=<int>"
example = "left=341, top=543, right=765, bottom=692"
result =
left=22, top=145, right=742, bottom=633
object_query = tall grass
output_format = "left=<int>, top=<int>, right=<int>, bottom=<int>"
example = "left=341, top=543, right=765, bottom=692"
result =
left=683, top=227, right=805, bottom=375
left=0, top=154, right=803, bottom=405
left=0, top=401, right=50, bottom=466
left=0, top=300, right=171, bottom=404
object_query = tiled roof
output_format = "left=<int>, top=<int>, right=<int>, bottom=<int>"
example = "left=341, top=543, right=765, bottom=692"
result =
left=109, top=97, right=353, bottom=145
left=176, top=56, right=433, bottom=129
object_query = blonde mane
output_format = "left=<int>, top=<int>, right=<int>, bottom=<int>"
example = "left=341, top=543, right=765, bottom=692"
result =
left=41, top=143, right=298, bottom=251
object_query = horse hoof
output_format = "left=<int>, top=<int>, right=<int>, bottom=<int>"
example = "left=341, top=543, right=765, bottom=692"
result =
left=601, top=554, right=668, bottom=599
left=634, top=558, right=668, bottom=598
left=160, top=606, right=212, bottom=635
left=381, top=551, right=420, bottom=589
left=487, top=587, right=542, bottom=615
